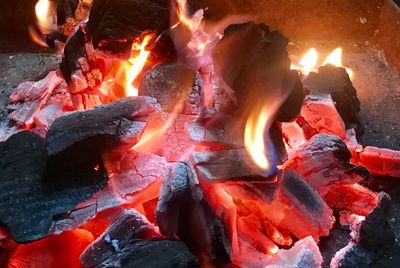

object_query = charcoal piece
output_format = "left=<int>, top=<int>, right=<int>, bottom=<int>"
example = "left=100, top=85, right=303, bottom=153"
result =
left=285, top=133, right=370, bottom=195
left=270, top=123, right=288, bottom=164
left=0, top=132, right=107, bottom=243
left=276, top=70, right=305, bottom=122
left=60, top=28, right=86, bottom=82
left=212, top=22, right=299, bottom=118
left=156, top=161, right=231, bottom=265
left=146, top=31, right=178, bottom=64
left=303, top=64, right=364, bottom=137
left=192, top=149, right=277, bottom=182
left=84, top=239, right=199, bottom=268
left=359, top=207, right=395, bottom=255
left=80, top=209, right=199, bottom=268
left=87, top=0, right=170, bottom=53
left=282, top=169, right=324, bottom=214
left=139, top=63, right=204, bottom=115
left=338, top=244, right=374, bottom=268
left=57, top=0, right=80, bottom=26
left=80, top=209, right=159, bottom=266
left=46, top=96, right=156, bottom=155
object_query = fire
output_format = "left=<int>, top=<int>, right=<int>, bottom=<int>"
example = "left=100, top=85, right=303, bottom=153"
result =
left=29, top=0, right=57, bottom=46
left=292, top=47, right=353, bottom=79
left=244, top=106, right=271, bottom=170
left=323, top=47, right=354, bottom=79
left=171, top=0, right=204, bottom=32
left=124, top=35, right=153, bottom=96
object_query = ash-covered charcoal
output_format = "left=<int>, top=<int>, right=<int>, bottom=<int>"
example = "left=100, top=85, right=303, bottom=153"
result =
left=300, top=93, right=347, bottom=140
left=81, top=209, right=199, bottom=268
left=285, top=133, right=370, bottom=196
left=139, top=63, right=204, bottom=115
left=303, top=64, right=364, bottom=137
left=156, top=161, right=231, bottom=265
left=266, top=169, right=334, bottom=241
left=192, top=149, right=277, bottom=182
left=0, top=132, right=107, bottom=243
left=46, top=96, right=157, bottom=155
left=87, top=0, right=170, bottom=54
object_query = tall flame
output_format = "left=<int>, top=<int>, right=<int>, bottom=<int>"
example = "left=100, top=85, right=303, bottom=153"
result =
left=30, top=0, right=56, bottom=46
left=125, top=35, right=153, bottom=96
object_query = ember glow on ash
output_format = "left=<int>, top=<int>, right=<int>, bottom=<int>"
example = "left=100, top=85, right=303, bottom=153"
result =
left=124, top=35, right=154, bottom=96
left=292, top=47, right=353, bottom=79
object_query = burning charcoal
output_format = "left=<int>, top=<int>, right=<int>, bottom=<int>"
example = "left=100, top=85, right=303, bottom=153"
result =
left=268, top=236, right=323, bottom=267
left=270, top=123, right=288, bottom=164
left=192, top=149, right=277, bottom=182
left=87, top=0, right=170, bottom=53
left=46, top=96, right=157, bottom=155
left=285, top=133, right=369, bottom=196
left=60, top=28, right=86, bottom=82
left=0, top=132, right=107, bottom=243
left=352, top=146, right=400, bottom=178
left=80, top=209, right=199, bottom=268
left=8, top=229, right=94, bottom=268
left=300, top=93, right=346, bottom=140
left=139, top=63, right=204, bottom=115
left=262, top=169, right=334, bottom=241
left=156, top=161, right=231, bottom=265
left=57, top=0, right=80, bottom=26
left=303, top=64, right=364, bottom=136
left=325, top=184, right=379, bottom=216
left=333, top=244, right=374, bottom=268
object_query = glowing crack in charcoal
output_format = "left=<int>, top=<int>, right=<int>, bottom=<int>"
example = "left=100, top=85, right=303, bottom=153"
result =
left=124, top=34, right=154, bottom=96
left=29, top=0, right=57, bottom=47
left=292, top=47, right=353, bottom=80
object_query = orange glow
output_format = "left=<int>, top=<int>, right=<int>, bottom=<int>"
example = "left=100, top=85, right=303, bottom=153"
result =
left=291, top=48, right=318, bottom=75
left=124, top=35, right=153, bottom=96
left=244, top=105, right=272, bottom=170
left=323, top=47, right=354, bottom=79
left=171, top=0, right=203, bottom=32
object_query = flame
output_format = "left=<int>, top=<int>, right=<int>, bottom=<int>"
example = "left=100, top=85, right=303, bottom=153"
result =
left=171, top=0, right=204, bottom=32
left=244, top=106, right=271, bottom=170
left=35, top=0, right=56, bottom=33
left=291, top=48, right=318, bottom=75
left=124, top=35, right=153, bottom=96
left=323, top=47, right=354, bottom=79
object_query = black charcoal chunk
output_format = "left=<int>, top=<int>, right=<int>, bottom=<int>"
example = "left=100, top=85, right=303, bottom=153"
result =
left=0, top=132, right=107, bottom=243
left=60, top=28, right=86, bottom=82
left=339, top=244, right=374, bottom=268
left=303, top=65, right=364, bottom=137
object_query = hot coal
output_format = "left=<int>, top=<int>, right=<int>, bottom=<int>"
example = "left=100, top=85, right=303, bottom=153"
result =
left=192, top=149, right=277, bottom=182
left=60, top=28, right=86, bottom=83
left=156, top=161, right=231, bottom=265
left=57, top=0, right=80, bottom=26
left=87, top=0, right=170, bottom=53
left=0, top=132, right=107, bottom=243
left=285, top=133, right=369, bottom=196
left=81, top=209, right=199, bottom=268
left=139, top=63, right=204, bottom=115
left=303, top=64, right=364, bottom=137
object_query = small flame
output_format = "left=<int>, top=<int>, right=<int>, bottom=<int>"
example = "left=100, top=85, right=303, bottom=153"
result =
left=244, top=106, right=271, bottom=170
left=171, top=0, right=203, bottom=32
left=35, top=0, right=56, bottom=33
left=295, top=48, right=318, bottom=75
left=323, top=47, right=354, bottom=79
left=124, top=35, right=153, bottom=96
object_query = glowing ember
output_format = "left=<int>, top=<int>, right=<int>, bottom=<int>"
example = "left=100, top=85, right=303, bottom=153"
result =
left=124, top=35, right=154, bottom=96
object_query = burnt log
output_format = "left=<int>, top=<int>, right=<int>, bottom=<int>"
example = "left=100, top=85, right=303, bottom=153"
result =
left=87, top=0, right=170, bottom=53
left=156, top=161, right=231, bottom=265
left=80, top=209, right=199, bottom=268
left=285, top=133, right=370, bottom=196
left=0, top=132, right=108, bottom=243
left=303, top=64, right=364, bottom=137
left=139, top=63, right=204, bottom=115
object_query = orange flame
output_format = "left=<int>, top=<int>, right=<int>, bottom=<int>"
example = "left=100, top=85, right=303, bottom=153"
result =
left=124, top=35, right=153, bottom=96
left=323, top=47, right=354, bottom=79
left=29, top=0, right=57, bottom=46
left=171, top=0, right=204, bottom=32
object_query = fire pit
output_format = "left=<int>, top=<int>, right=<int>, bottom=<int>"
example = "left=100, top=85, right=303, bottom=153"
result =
left=0, top=0, right=400, bottom=267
